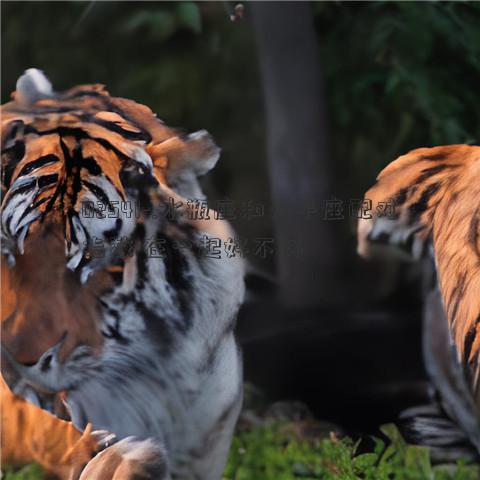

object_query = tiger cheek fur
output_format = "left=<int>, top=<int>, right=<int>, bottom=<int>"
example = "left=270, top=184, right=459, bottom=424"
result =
left=1, top=69, right=245, bottom=479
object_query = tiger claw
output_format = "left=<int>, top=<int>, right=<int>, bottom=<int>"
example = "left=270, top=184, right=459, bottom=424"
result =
left=91, top=430, right=117, bottom=452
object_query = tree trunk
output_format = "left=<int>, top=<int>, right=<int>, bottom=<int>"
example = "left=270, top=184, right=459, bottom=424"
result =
left=252, top=1, right=341, bottom=308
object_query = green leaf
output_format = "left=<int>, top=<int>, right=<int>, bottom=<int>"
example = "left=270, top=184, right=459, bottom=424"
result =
left=405, top=445, right=433, bottom=478
left=380, top=423, right=406, bottom=447
left=352, top=452, right=378, bottom=471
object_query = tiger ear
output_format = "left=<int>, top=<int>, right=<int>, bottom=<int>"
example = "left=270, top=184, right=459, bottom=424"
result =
left=147, top=130, right=220, bottom=181
left=14, top=68, right=54, bottom=105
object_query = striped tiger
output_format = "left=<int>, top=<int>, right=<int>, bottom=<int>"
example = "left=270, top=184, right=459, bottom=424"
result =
left=357, top=145, right=480, bottom=459
left=1, top=69, right=245, bottom=479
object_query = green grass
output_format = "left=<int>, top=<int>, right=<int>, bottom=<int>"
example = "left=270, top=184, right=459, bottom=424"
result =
left=3, top=464, right=45, bottom=480
left=4, top=424, right=479, bottom=480
left=223, top=423, right=479, bottom=480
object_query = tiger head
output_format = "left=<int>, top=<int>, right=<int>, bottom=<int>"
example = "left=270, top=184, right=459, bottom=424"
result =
left=1, top=69, right=244, bottom=425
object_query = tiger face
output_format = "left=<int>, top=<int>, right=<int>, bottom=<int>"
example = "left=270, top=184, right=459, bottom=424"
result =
left=1, top=69, right=245, bottom=479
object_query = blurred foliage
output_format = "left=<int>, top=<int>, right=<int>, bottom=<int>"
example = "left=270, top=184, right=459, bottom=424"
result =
left=3, top=464, right=45, bottom=480
left=224, top=422, right=479, bottom=480
left=2, top=0, right=479, bottom=253
left=313, top=1, right=480, bottom=193
left=5, top=424, right=478, bottom=480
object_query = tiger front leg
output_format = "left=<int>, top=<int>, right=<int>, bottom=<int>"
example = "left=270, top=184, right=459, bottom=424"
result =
left=186, top=391, right=243, bottom=480
left=1, top=376, right=113, bottom=480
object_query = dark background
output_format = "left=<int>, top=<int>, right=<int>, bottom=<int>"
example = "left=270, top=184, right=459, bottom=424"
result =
left=3, top=1, right=480, bottom=434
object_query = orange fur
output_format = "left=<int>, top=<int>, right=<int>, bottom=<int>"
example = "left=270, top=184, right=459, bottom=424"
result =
left=1, top=376, right=98, bottom=479
left=2, top=226, right=105, bottom=365
left=358, top=145, right=480, bottom=402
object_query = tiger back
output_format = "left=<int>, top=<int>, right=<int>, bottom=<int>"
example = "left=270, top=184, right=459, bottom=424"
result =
left=357, top=144, right=480, bottom=456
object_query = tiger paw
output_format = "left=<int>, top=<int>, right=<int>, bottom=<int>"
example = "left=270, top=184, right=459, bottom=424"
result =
left=91, top=430, right=117, bottom=453
left=79, top=437, right=170, bottom=480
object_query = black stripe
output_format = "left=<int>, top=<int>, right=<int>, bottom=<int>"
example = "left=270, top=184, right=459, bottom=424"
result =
left=415, top=164, right=449, bottom=184
left=16, top=196, right=51, bottom=225
left=2, top=140, right=26, bottom=188
left=17, top=154, right=59, bottom=178
left=408, top=182, right=442, bottom=224
left=134, top=224, right=147, bottom=288
left=83, top=180, right=112, bottom=207
left=88, top=117, right=150, bottom=143
left=469, top=207, right=480, bottom=259
left=134, top=300, right=174, bottom=356
left=421, top=153, right=447, bottom=161
left=393, top=187, right=409, bottom=207
left=67, top=91, right=104, bottom=99
left=80, top=155, right=102, bottom=176
left=463, top=315, right=480, bottom=367
left=69, top=145, right=84, bottom=209
left=160, top=234, right=193, bottom=329
left=91, top=136, right=130, bottom=161
left=104, top=98, right=158, bottom=142
left=109, top=269, right=123, bottom=285
left=37, top=173, right=58, bottom=189
left=22, top=124, right=135, bottom=166
left=103, top=218, right=123, bottom=243
left=68, top=212, right=79, bottom=245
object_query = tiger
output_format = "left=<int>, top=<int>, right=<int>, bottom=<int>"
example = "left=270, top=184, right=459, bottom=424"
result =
left=357, top=144, right=480, bottom=459
left=1, top=69, right=245, bottom=479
